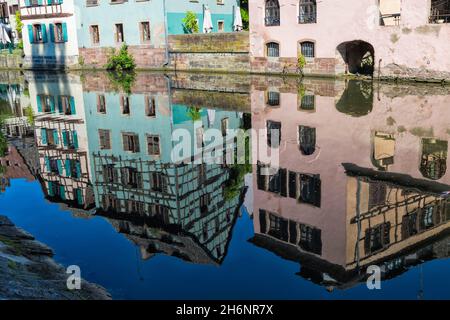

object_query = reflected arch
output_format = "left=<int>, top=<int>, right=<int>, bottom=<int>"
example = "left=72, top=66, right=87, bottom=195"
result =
left=420, top=138, right=448, bottom=180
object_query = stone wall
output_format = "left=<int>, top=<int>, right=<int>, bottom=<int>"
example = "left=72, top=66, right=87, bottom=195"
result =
left=168, top=32, right=250, bottom=72
left=79, top=45, right=166, bottom=70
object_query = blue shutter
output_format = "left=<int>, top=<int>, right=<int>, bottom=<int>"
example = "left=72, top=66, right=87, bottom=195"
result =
left=47, top=0, right=52, bottom=5
left=57, top=159, right=63, bottom=175
left=62, top=130, right=68, bottom=147
left=41, top=24, right=48, bottom=43
left=75, top=161, right=82, bottom=178
left=70, top=96, right=76, bottom=115
left=59, top=186, right=66, bottom=200
left=53, top=129, right=59, bottom=145
left=76, top=189, right=83, bottom=205
left=57, top=96, right=63, bottom=113
left=38, top=0, right=43, bottom=5
left=41, top=128, right=48, bottom=145
left=72, top=131, right=79, bottom=149
left=25, top=0, right=31, bottom=6
left=48, top=182, right=54, bottom=197
left=37, top=96, right=42, bottom=112
left=65, top=159, right=71, bottom=177
left=27, top=25, right=34, bottom=43
left=62, top=23, right=68, bottom=42
left=49, top=96, right=55, bottom=113
left=49, top=23, right=55, bottom=43
left=45, top=157, right=51, bottom=171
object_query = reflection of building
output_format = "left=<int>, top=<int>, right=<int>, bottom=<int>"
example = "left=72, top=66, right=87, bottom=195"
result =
left=28, top=72, right=93, bottom=210
left=1, top=81, right=32, bottom=138
left=83, top=73, right=247, bottom=263
left=249, top=76, right=450, bottom=289
left=0, top=144, right=34, bottom=193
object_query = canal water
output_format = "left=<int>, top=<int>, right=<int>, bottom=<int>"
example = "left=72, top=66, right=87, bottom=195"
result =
left=0, top=71, right=449, bottom=299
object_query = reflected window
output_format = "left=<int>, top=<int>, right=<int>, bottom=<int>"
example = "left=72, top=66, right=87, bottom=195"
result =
left=126, top=200, right=145, bottom=215
left=372, top=132, right=395, bottom=171
left=120, top=167, right=142, bottom=189
left=267, top=120, right=281, bottom=148
left=37, top=95, right=54, bottom=113
left=147, top=135, right=160, bottom=156
left=266, top=42, right=280, bottom=57
left=298, top=126, right=316, bottom=156
left=102, top=194, right=120, bottom=211
left=98, top=129, right=111, bottom=150
left=200, top=194, right=210, bottom=215
left=59, top=96, right=75, bottom=115
left=102, top=164, right=117, bottom=183
left=420, top=139, right=447, bottom=180
left=268, top=213, right=288, bottom=241
left=121, top=95, right=130, bottom=115
left=364, top=222, right=390, bottom=254
left=149, top=204, right=170, bottom=224
left=151, top=172, right=168, bottom=193
left=299, top=94, right=315, bottom=111
left=368, top=182, right=387, bottom=209
left=122, top=132, right=140, bottom=153
left=299, top=224, right=322, bottom=255
left=97, top=94, right=106, bottom=114
left=299, top=174, right=321, bottom=207
left=145, top=96, right=156, bottom=117
left=266, top=91, right=280, bottom=106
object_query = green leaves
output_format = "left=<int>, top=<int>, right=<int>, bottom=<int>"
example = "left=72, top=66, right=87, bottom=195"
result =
left=106, top=44, right=136, bottom=72
left=182, top=11, right=199, bottom=34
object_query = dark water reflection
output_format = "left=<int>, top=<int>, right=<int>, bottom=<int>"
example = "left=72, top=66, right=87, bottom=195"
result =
left=0, top=71, right=449, bottom=299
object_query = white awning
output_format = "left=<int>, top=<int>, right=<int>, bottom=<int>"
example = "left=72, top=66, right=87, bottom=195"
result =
left=234, top=6, right=243, bottom=31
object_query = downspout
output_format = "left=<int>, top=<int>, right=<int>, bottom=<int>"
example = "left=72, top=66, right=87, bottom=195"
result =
left=163, top=0, right=170, bottom=66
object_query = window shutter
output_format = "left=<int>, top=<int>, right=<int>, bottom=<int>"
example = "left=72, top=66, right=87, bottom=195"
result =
left=53, top=129, right=59, bottom=145
left=70, top=96, right=76, bottom=114
left=49, top=23, right=55, bottom=43
left=45, top=156, right=51, bottom=171
left=27, top=25, right=34, bottom=43
left=62, top=130, right=68, bottom=147
left=41, top=24, right=48, bottom=43
left=57, top=159, right=63, bottom=175
left=37, top=0, right=44, bottom=5
left=49, top=96, right=55, bottom=113
left=62, top=23, right=68, bottom=42
left=72, top=131, right=78, bottom=149
left=47, top=182, right=54, bottom=197
left=59, top=185, right=66, bottom=200
left=41, top=128, right=47, bottom=145
left=259, top=210, right=267, bottom=234
left=37, top=96, right=42, bottom=112
left=57, top=96, right=63, bottom=113
left=65, top=159, right=71, bottom=177
left=76, top=161, right=82, bottom=178
left=76, top=189, right=83, bottom=205
left=25, top=0, right=31, bottom=6
left=280, top=168, right=287, bottom=197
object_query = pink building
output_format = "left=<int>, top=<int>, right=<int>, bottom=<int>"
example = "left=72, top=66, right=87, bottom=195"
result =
left=249, top=77, right=450, bottom=288
left=249, top=0, right=450, bottom=80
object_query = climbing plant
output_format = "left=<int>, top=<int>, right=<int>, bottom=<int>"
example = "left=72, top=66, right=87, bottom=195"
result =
left=182, top=11, right=199, bottom=33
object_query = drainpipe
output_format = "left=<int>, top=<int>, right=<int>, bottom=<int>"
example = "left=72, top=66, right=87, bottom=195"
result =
left=163, top=0, right=170, bottom=66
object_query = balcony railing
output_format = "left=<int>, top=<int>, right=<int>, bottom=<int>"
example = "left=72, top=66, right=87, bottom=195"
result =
left=20, top=3, right=65, bottom=19
left=265, top=16, right=280, bottom=27
left=429, top=13, right=450, bottom=23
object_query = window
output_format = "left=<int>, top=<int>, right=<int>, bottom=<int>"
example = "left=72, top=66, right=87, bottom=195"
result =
left=267, top=120, right=281, bottom=148
left=299, top=0, right=317, bottom=23
left=300, top=41, right=315, bottom=58
left=300, top=94, right=315, bottom=110
left=53, top=23, right=64, bottom=42
left=120, top=167, right=142, bottom=189
left=266, top=42, right=279, bottom=57
left=30, top=24, right=45, bottom=43
left=58, top=96, right=75, bottom=115
left=122, top=133, right=140, bottom=153
left=98, top=129, right=111, bottom=150
left=298, top=126, right=316, bottom=156
left=102, top=165, right=117, bottom=183
left=147, top=135, right=160, bottom=156
left=151, top=172, right=168, bottom=193
left=140, top=21, right=151, bottom=43
left=379, top=0, right=401, bottom=26
left=364, top=222, right=391, bottom=254
left=265, top=0, right=280, bottom=26
left=266, top=91, right=280, bottom=106
left=145, top=96, right=156, bottom=117
left=430, top=0, right=450, bottom=23
left=115, top=23, right=124, bottom=43
left=97, top=94, right=106, bottom=113
left=217, top=20, right=224, bottom=32
left=90, top=25, right=100, bottom=45
left=120, top=95, right=130, bottom=115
